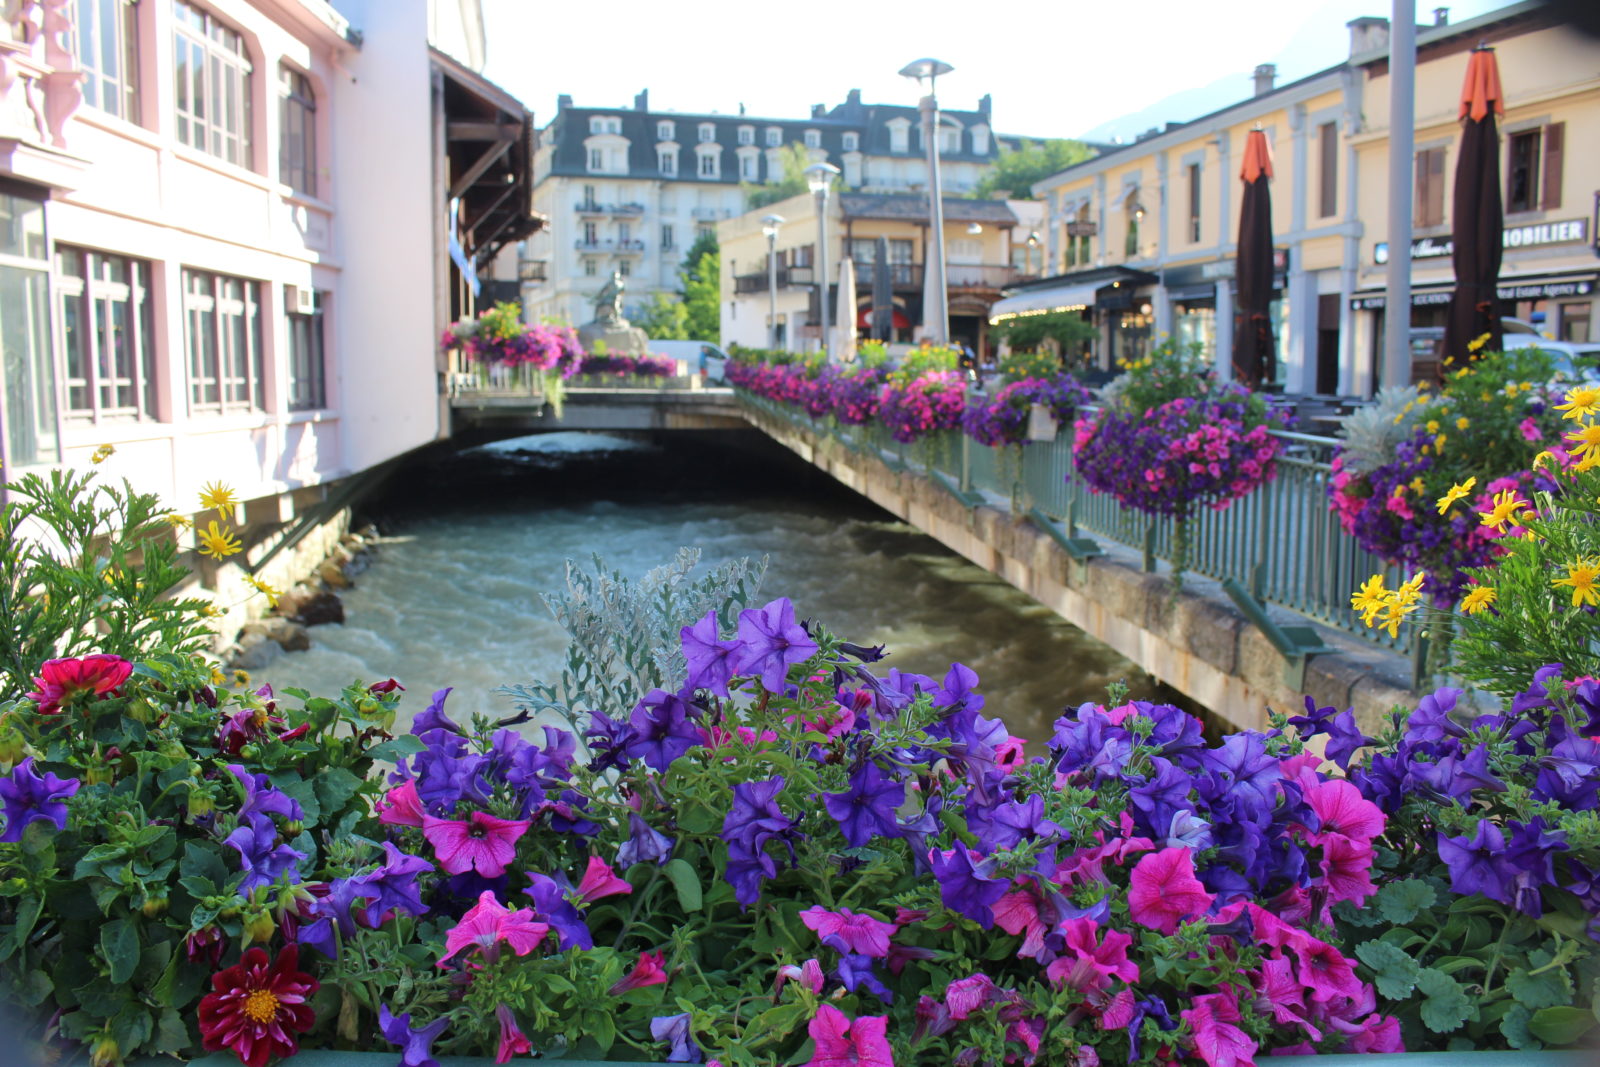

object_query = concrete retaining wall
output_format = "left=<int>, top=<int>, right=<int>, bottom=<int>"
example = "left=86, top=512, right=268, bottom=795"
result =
left=744, top=404, right=1417, bottom=733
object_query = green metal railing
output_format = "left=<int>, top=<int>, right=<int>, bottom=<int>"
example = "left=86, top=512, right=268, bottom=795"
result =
left=741, top=393, right=1411, bottom=655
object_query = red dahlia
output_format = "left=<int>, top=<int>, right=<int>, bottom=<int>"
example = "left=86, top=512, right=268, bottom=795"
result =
left=27, top=654, right=133, bottom=714
left=198, top=945, right=319, bottom=1067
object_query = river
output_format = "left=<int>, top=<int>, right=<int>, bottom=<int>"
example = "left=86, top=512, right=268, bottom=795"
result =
left=255, top=430, right=1195, bottom=745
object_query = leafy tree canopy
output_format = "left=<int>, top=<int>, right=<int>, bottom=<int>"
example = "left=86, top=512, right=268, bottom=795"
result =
left=974, top=139, right=1096, bottom=201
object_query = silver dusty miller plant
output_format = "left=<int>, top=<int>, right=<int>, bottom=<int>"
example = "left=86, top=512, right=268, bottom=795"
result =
left=1337, top=385, right=1421, bottom=476
left=500, top=547, right=766, bottom=728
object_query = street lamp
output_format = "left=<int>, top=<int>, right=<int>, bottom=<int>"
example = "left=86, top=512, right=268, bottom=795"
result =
left=761, top=213, right=784, bottom=350
left=900, top=57, right=954, bottom=347
left=804, top=161, right=840, bottom=359
left=1026, top=230, right=1040, bottom=276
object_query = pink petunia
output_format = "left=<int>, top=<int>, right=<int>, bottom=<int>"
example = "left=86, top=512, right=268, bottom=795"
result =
left=576, top=856, right=633, bottom=903
left=1303, top=779, right=1385, bottom=847
left=806, top=1005, right=893, bottom=1067
left=1292, top=937, right=1365, bottom=1004
left=422, top=811, right=529, bottom=877
left=607, top=950, right=668, bottom=995
left=377, top=779, right=425, bottom=828
left=1347, top=1014, right=1404, bottom=1053
left=1098, top=989, right=1137, bottom=1030
left=776, top=958, right=825, bottom=995
left=494, top=1004, right=531, bottom=1064
left=28, top=654, right=133, bottom=714
left=1252, top=953, right=1322, bottom=1041
left=1180, top=991, right=1257, bottom=1067
left=993, top=889, right=1049, bottom=960
left=799, top=906, right=897, bottom=958
left=1046, top=918, right=1140, bottom=992
left=438, top=891, right=549, bottom=965
left=1316, top=832, right=1378, bottom=906
left=1127, top=847, right=1215, bottom=935
left=943, top=974, right=996, bottom=1020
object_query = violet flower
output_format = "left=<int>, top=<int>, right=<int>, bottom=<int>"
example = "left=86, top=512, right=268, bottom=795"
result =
left=1436, top=820, right=1513, bottom=903
left=225, top=819, right=305, bottom=893
left=0, top=758, right=80, bottom=842
left=616, top=813, right=673, bottom=868
left=411, top=687, right=463, bottom=736
left=523, top=873, right=593, bottom=950
left=378, top=1005, right=449, bottom=1067
left=625, top=689, right=701, bottom=773
left=228, top=764, right=304, bottom=831
left=680, top=610, right=741, bottom=697
left=822, top=761, right=905, bottom=848
left=734, top=598, right=818, bottom=693
left=649, top=1013, right=701, bottom=1063
left=356, top=841, right=434, bottom=924
left=928, top=847, right=1008, bottom=928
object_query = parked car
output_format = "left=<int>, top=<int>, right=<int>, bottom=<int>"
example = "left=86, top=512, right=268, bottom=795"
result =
left=646, top=340, right=729, bottom=382
left=1501, top=334, right=1600, bottom=383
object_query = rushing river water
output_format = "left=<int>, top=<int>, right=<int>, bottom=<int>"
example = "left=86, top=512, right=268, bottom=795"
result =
left=256, top=430, right=1194, bottom=744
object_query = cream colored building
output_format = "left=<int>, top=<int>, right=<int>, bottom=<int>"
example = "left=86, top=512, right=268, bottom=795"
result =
left=1016, top=0, right=1597, bottom=396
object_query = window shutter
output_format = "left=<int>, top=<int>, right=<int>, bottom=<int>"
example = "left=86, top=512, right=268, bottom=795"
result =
left=1542, top=122, right=1564, bottom=209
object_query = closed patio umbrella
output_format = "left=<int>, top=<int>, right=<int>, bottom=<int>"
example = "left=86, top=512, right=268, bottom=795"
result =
left=835, top=255, right=858, bottom=363
left=1441, top=45, right=1505, bottom=371
left=1232, top=127, right=1276, bottom=388
left=871, top=236, right=893, bottom=341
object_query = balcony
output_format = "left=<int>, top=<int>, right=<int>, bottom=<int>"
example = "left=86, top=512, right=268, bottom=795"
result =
left=947, top=264, right=1022, bottom=289
left=612, top=202, right=646, bottom=216
left=732, top=266, right=815, bottom=293
left=574, top=239, right=647, bottom=254
left=518, top=260, right=548, bottom=283
left=690, top=207, right=724, bottom=220
left=575, top=201, right=608, bottom=216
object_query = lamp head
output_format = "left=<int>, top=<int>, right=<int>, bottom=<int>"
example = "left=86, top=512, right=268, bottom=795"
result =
left=899, top=58, right=955, bottom=86
left=966, top=222, right=983, bottom=235
left=804, top=161, right=841, bottom=195
left=1026, top=231, right=1039, bottom=247
left=761, top=213, right=784, bottom=239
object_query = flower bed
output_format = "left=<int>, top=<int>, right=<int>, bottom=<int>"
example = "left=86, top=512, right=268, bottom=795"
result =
left=961, top=377, right=1091, bottom=448
left=574, top=353, right=678, bottom=381
left=441, top=302, right=584, bottom=375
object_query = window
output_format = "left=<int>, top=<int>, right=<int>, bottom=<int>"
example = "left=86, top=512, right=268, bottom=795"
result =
left=584, top=259, right=597, bottom=276
left=804, top=129, right=820, bottom=149
left=285, top=288, right=325, bottom=411
left=1187, top=163, right=1201, bottom=242
left=1064, top=229, right=1077, bottom=269
left=971, top=126, right=989, bottom=155
left=173, top=1, right=252, bottom=167
left=617, top=222, right=631, bottom=243
left=741, top=154, right=756, bottom=179
left=57, top=247, right=156, bottom=422
left=1559, top=302, right=1591, bottom=343
left=657, top=120, right=674, bottom=142
left=74, top=0, right=139, bottom=121
left=1541, top=123, right=1564, bottom=209
left=0, top=195, right=57, bottom=466
left=1414, top=146, right=1446, bottom=227
left=1507, top=130, right=1540, bottom=214
left=697, top=223, right=715, bottom=240
left=1125, top=214, right=1139, bottom=258
left=618, top=260, right=631, bottom=277
left=658, top=149, right=676, bottom=176
left=937, top=124, right=959, bottom=154
left=582, top=221, right=598, bottom=245
left=887, top=119, right=910, bottom=153
left=279, top=66, right=316, bottom=196
left=842, top=132, right=858, bottom=152
left=766, top=127, right=781, bottom=147
left=1318, top=121, right=1337, bottom=218
left=588, top=148, right=603, bottom=172
left=699, top=152, right=718, bottom=178
left=589, top=116, right=619, bottom=135
left=661, top=223, right=674, bottom=250
left=698, top=123, right=715, bottom=144
left=738, top=125, right=753, bottom=145
left=183, top=270, right=263, bottom=414
left=582, top=183, right=597, bottom=206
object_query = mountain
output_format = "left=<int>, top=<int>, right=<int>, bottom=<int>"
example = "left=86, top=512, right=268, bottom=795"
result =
left=1077, top=71, right=1253, bottom=144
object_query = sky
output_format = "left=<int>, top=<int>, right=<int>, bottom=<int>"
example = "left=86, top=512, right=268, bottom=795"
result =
left=480, top=0, right=1508, bottom=143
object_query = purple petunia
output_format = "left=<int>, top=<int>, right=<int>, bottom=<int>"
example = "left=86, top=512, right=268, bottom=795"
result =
left=822, top=761, right=905, bottom=849
left=928, top=847, right=1008, bottom=928
left=378, top=1004, right=449, bottom=1067
left=523, top=873, right=594, bottom=950
left=624, top=689, right=701, bottom=773
left=228, top=764, right=304, bottom=832
left=411, top=687, right=464, bottom=736
left=0, top=758, right=80, bottom=843
left=1436, top=820, right=1512, bottom=903
left=734, top=598, right=818, bottom=693
left=225, top=818, right=306, bottom=894
left=680, top=610, right=742, bottom=698
left=616, top=813, right=674, bottom=868
left=356, top=841, right=434, bottom=925
left=649, top=1013, right=701, bottom=1063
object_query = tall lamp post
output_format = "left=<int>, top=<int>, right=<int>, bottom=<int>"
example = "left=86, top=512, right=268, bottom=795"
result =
left=901, top=57, right=954, bottom=347
left=761, top=213, right=784, bottom=350
left=805, top=161, right=840, bottom=359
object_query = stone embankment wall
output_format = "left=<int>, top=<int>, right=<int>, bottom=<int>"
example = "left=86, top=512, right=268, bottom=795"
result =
left=743, top=404, right=1417, bottom=733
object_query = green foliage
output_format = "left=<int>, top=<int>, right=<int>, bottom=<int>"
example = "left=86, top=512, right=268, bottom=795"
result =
left=994, top=349, right=1060, bottom=384
left=632, top=291, right=690, bottom=340
left=678, top=231, right=721, bottom=344
left=499, top=547, right=766, bottom=727
left=476, top=301, right=525, bottom=341
left=0, top=468, right=212, bottom=700
left=742, top=144, right=814, bottom=210
left=889, top=344, right=961, bottom=384
left=973, top=139, right=1096, bottom=200
left=989, top=311, right=1095, bottom=360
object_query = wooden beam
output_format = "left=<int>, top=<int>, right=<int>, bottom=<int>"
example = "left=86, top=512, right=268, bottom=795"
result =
left=463, top=181, right=519, bottom=238
left=448, top=120, right=522, bottom=141
left=449, top=137, right=514, bottom=199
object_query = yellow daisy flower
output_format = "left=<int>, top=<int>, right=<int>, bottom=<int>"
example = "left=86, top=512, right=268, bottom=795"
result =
left=1426, top=420, right=1441, bottom=434
left=90, top=443, right=116, bottom=464
left=1467, top=332, right=1492, bottom=353
left=1553, top=558, right=1600, bottom=608
left=1565, top=422, right=1600, bottom=463
left=1478, top=490, right=1525, bottom=533
left=1436, top=476, right=1477, bottom=515
left=164, top=512, right=193, bottom=529
left=1459, top=586, right=1496, bottom=615
left=1455, top=416, right=1469, bottom=431
left=197, top=520, right=241, bottom=560
left=1408, top=476, right=1426, bottom=494
left=1434, top=433, right=1447, bottom=451
left=199, top=481, right=238, bottom=512
left=1532, top=451, right=1555, bottom=470
left=1378, top=596, right=1420, bottom=639
left=247, top=577, right=282, bottom=608
left=1351, top=574, right=1389, bottom=624
left=1556, top=387, right=1600, bottom=421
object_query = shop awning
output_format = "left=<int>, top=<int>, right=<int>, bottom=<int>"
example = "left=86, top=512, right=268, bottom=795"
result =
left=987, top=283, right=1100, bottom=323
left=858, top=307, right=910, bottom=330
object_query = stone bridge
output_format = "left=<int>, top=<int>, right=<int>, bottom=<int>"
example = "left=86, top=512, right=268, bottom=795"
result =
left=451, top=384, right=1415, bottom=731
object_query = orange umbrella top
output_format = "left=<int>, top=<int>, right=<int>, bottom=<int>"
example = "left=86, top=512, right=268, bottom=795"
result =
left=1239, top=128, right=1273, bottom=184
left=1459, top=46, right=1505, bottom=123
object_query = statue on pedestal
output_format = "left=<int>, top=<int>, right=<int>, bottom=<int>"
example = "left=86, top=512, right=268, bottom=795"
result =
left=578, top=269, right=648, bottom=355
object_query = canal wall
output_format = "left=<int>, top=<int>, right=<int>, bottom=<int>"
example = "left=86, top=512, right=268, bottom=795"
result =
left=741, top=403, right=1417, bottom=734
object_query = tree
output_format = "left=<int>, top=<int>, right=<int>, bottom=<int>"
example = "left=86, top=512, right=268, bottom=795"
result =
left=989, top=309, right=1096, bottom=356
left=974, top=139, right=1096, bottom=200
left=743, top=143, right=813, bottom=210
left=632, top=292, right=689, bottom=340
left=679, top=231, right=720, bottom=343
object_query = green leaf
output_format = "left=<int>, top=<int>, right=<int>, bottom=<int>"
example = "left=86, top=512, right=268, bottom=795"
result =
left=1375, top=879, right=1437, bottom=925
left=0, top=895, right=43, bottom=961
left=100, top=917, right=141, bottom=984
left=664, top=858, right=702, bottom=913
left=1501, top=1004, right=1540, bottom=1050
left=363, top=736, right=426, bottom=763
left=1356, top=940, right=1422, bottom=1000
left=676, top=803, right=722, bottom=835
left=276, top=777, right=321, bottom=822
left=1527, top=1006, right=1595, bottom=1047
left=153, top=1008, right=190, bottom=1056
left=313, top=767, right=364, bottom=817
left=1507, top=961, right=1573, bottom=1010
left=179, top=841, right=228, bottom=887
left=1415, top=968, right=1478, bottom=1033
left=13, top=968, right=51, bottom=1007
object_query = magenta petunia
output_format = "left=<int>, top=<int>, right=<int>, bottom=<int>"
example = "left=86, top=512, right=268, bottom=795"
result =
left=608, top=951, right=668, bottom=996
left=1180, top=991, right=1257, bottom=1067
left=438, top=891, right=549, bottom=966
left=1316, top=832, right=1378, bottom=906
left=1046, top=918, right=1140, bottom=992
left=377, top=779, right=425, bottom=827
left=1127, top=847, right=1215, bottom=935
left=1303, top=778, right=1385, bottom=846
left=805, top=1005, right=893, bottom=1067
left=27, top=654, right=133, bottom=714
left=799, top=906, right=897, bottom=958
left=943, top=973, right=996, bottom=1020
left=575, top=855, right=633, bottom=903
left=421, top=810, right=529, bottom=877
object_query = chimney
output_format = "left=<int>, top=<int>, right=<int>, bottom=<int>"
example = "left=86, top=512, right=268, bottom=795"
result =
left=633, top=89, right=649, bottom=112
left=811, top=103, right=825, bottom=118
left=978, top=93, right=992, bottom=118
left=557, top=94, right=573, bottom=111
left=1347, top=16, right=1390, bottom=57
left=847, top=88, right=862, bottom=106
left=1252, top=63, right=1277, bottom=97
left=1433, top=6, right=1448, bottom=24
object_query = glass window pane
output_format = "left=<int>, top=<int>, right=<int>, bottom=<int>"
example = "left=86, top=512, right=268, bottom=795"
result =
left=2, top=265, right=57, bottom=464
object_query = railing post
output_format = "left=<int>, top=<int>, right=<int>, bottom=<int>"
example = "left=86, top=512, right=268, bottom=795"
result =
left=960, top=433, right=971, bottom=493
left=1142, top=521, right=1156, bottom=573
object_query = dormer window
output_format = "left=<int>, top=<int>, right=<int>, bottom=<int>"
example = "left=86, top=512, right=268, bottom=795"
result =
left=659, top=148, right=677, bottom=176
left=937, top=120, right=961, bottom=155
left=589, top=115, right=620, bottom=135
left=657, top=120, right=675, bottom=142
left=804, top=129, right=821, bottom=149
left=971, top=125, right=990, bottom=155
left=698, top=123, right=716, bottom=144
left=887, top=118, right=911, bottom=154
left=766, top=127, right=782, bottom=147
left=738, top=125, right=754, bottom=145
left=842, top=132, right=859, bottom=152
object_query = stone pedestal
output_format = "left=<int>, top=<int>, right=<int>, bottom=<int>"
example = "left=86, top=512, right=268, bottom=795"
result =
left=578, top=319, right=649, bottom=356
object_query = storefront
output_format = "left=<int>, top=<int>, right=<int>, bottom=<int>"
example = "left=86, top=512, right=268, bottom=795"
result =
left=1162, top=254, right=1289, bottom=381
left=988, top=266, right=1155, bottom=371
